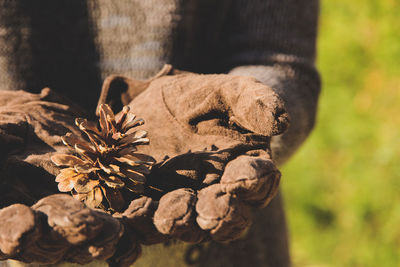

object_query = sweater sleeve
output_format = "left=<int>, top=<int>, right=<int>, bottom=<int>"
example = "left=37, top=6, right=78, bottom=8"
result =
left=222, top=0, right=321, bottom=165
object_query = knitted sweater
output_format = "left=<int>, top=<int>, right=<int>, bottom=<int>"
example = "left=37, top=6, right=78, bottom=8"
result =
left=0, top=0, right=320, bottom=266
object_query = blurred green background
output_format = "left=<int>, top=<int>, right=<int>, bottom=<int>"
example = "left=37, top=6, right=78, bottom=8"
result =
left=281, top=0, right=400, bottom=266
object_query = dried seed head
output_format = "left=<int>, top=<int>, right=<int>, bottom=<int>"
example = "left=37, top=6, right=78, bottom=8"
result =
left=51, top=104, right=155, bottom=213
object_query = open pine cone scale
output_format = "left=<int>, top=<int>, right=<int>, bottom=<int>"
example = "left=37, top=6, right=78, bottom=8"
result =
left=51, top=104, right=155, bottom=213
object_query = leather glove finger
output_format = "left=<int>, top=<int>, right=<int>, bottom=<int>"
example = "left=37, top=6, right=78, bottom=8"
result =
left=33, top=195, right=124, bottom=264
left=153, top=188, right=206, bottom=243
left=117, top=196, right=168, bottom=245
left=195, top=184, right=252, bottom=242
left=63, top=216, right=124, bottom=265
left=0, top=204, right=42, bottom=260
left=220, top=150, right=281, bottom=208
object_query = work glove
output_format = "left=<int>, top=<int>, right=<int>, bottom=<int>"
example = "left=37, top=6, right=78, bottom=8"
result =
left=0, top=194, right=140, bottom=266
left=0, top=90, right=142, bottom=266
left=98, top=65, right=289, bottom=243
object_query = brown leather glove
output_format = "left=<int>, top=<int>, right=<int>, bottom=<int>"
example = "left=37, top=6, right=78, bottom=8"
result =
left=98, top=65, right=289, bottom=243
left=0, top=194, right=140, bottom=266
left=0, top=90, right=142, bottom=266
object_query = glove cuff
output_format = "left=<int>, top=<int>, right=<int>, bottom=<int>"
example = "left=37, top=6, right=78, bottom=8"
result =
left=97, top=64, right=187, bottom=115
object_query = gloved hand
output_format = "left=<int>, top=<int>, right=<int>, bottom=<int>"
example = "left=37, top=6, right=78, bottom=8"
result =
left=0, top=194, right=140, bottom=266
left=98, top=65, right=289, bottom=243
left=0, top=90, right=143, bottom=266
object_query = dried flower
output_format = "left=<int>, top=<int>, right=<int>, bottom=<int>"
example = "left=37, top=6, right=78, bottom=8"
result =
left=51, top=104, right=155, bottom=212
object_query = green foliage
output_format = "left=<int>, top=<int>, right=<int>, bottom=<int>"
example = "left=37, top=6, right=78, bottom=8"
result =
left=281, top=0, right=400, bottom=266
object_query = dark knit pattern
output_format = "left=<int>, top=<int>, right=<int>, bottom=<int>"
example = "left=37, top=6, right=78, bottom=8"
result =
left=0, top=0, right=320, bottom=266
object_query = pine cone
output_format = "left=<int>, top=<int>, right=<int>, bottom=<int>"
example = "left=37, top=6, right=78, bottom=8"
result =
left=51, top=104, right=155, bottom=213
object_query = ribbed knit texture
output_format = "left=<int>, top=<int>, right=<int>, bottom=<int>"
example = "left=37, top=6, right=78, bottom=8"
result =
left=0, top=0, right=320, bottom=266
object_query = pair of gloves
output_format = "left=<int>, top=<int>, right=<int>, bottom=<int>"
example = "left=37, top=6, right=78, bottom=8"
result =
left=0, top=65, right=289, bottom=266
